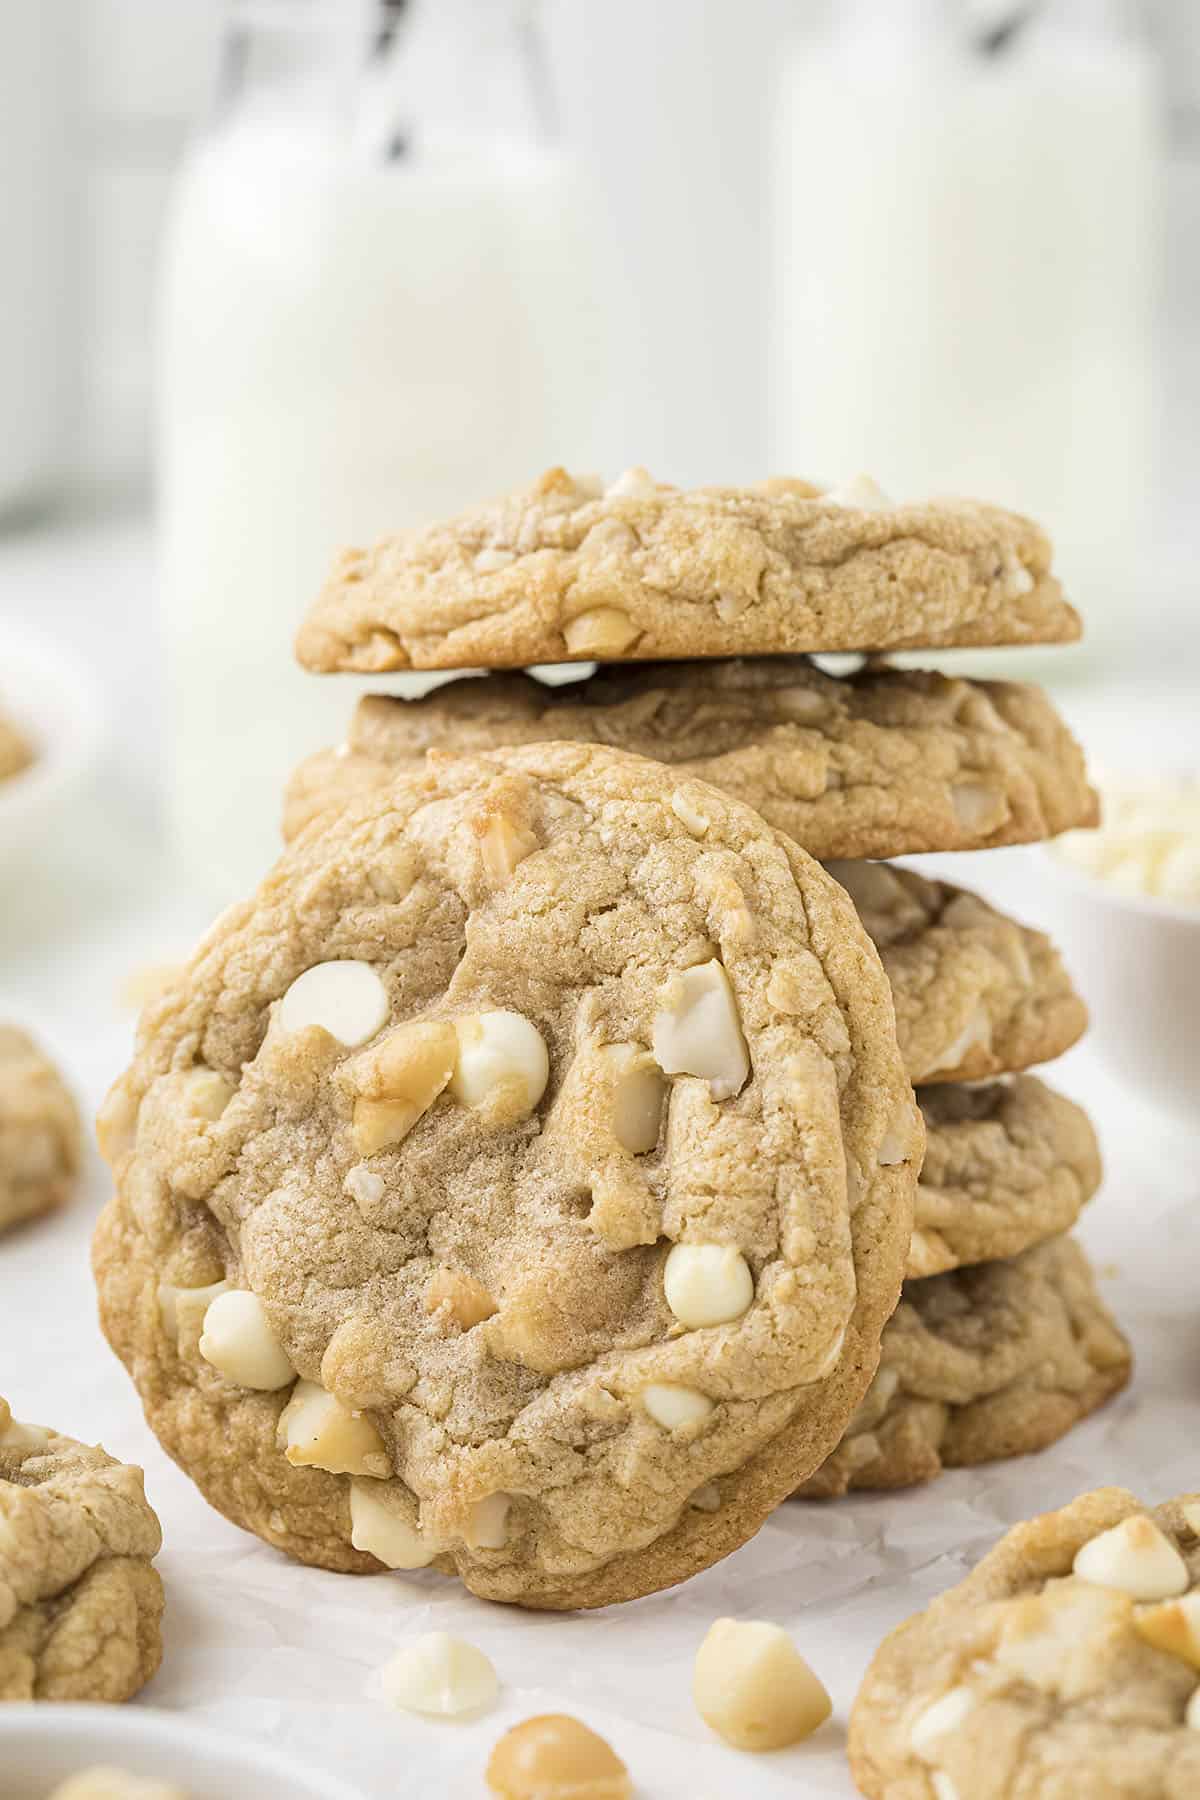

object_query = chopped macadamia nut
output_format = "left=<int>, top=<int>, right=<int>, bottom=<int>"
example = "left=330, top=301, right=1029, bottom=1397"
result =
left=652, top=960, right=749, bottom=1101
left=693, top=1618, right=832, bottom=1751
left=1134, top=1591, right=1200, bottom=1669
left=820, top=473, right=893, bottom=510
left=425, top=1266, right=497, bottom=1330
left=467, top=1492, right=512, bottom=1550
left=607, top=1052, right=666, bottom=1154
left=480, top=811, right=538, bottom=884
left=663, top=1243, right=754, bottom=1329
left=276, top=1380, right=390, bottom=1477
left=198, top=1288, right=295, bottom=1390
left=373, top=1630, right=498, bottom=1717
left=486, top=1714, right=632, bottom=1800
left=277, top=959, right=389, bottom=1047
left=562, top=608, right=640, bottom=658
left=909, top=1686, right=976, bottom=1760
left=348, top=1018, right=458, bottom=1153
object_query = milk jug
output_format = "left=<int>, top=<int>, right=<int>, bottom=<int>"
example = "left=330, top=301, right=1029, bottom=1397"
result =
left=158, top=0, right=609, bottom=899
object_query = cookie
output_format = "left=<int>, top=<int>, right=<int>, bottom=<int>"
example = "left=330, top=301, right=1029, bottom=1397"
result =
left=294, top=467, right=1080, bottom=674
left=0, top=1397, right=164, bottom=1702
left=850, top=1487, right=1200, bottom=1800
left=282, top=660, right=1097, bottom=861
left=0, top=1026, right=81, bottom=1234
left=0, top=709, right=33, bottom=784
left=910, top=1076, right=1100, bottom=1279
left=93, top=743, right=920, bottom=1610
left=829, top=862, right=1086, bottom=1086
left=800, top=1236, right=1130, bottom=1497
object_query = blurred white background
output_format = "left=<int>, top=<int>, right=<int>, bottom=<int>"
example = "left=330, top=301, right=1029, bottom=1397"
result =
left=0, top=0, right=1197, bottom=899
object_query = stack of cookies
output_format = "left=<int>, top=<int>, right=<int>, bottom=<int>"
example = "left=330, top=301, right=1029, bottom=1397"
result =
left=91, top=467, right=1124, bottom=1616
left=287, top=467, right=1130, bottom=1499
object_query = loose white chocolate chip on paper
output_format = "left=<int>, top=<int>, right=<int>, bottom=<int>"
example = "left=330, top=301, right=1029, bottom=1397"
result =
left=277, top=959, right=389, bottom=1047
left=198, top=1288, right=295, bottom=1390
left=451, top=1011, right=549, bottom=1120
left=693, top=1617, right=832, bottom=1751
left=652, top=959, right=750, bottom=1101
left=663, top=1242, right=754, bottom=1329
left=486, top=1714, right=632, bottom=1800
left=1072, top=1515, right=1189, bottom=1600
left=277, top=1379, right=390, bottom=1477
left=640, top=1383, right=714, bottom=1431
left=372, top=1631, right=499, bottom=1718
left=350, top=1480, right=437, bottom=1569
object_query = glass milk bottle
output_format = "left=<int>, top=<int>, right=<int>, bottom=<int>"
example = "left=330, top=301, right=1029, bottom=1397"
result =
left=769, top=0, right=1162, bottom=664
left=158, top=0, right=610, bottom=901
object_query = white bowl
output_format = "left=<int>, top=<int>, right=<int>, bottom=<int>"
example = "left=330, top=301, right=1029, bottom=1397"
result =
left=0, top=1705, right=365, bottom=1800
left=0, top=621, right=105, bottom=873
left=1037, top=845, right=1200, bottom=1119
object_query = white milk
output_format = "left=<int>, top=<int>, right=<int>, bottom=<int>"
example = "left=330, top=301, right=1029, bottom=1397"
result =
left=770, top=11, right=1161, bottom=657
left=158, top=114, right=605, bottom=900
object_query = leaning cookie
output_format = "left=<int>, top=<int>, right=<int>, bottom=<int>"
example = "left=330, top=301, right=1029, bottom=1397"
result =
left=909, top=1076, right=1100, bottom=1279
left=830, top=862, right=1086, bottom=1086
left=282, top=661, right=1097, bottom=861
left=0, top=1026, right=81, bottom=1234
left=850, top=1487, right=1200, bottom=1799
left=0, top=1397, right=164, bottom=1701
left=799, top=1236, right=1130, bottom=1497
left=294, top=467, right=1081, bottom=674
left=94, top=744, right=920, bottom=1611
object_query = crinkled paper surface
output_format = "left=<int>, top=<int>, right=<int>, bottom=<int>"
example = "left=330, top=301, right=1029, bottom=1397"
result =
left=1, top=832, right=1193, bottom=1799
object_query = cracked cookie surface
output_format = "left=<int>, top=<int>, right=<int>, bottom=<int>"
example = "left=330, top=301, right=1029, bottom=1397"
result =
left=0, top=1397, right=164, bottom=1702
left=910, top=1076, right=1100, bottom=1279
left=829, top=862, right=1086, bottom=1086
left=800, top=1236, right=1130, bottom=1497
left=283, top=660, right=1096, bottom=862
left=294, top=467, right=1080, bottom=674
left=850, top=1487, right=1200, bottom=1800
left=0, top=1026, right=81, bottom=1234
left=93, top=743, right=919, bottom=1610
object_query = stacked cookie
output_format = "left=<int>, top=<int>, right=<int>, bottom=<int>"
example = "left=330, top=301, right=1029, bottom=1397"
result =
left=287, top=466, right=1128, bottom=1498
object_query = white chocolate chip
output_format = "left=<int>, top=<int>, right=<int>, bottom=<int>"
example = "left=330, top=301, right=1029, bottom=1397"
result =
left=1073, top=1515, right=1189, bottom=1600
left=350, top=1481, right=438, bottom=1569
left=450, top=1011, right=549, bottom=1121
left=277, top=1380, right=390, bottom=1477
left=931, top=1777, right=961, bottom=1800
left=652, top=960, right=750, bottom=1102
left=910, top=1686, right=975, bottom=1760
left=158, top=1278, right=229, bottom=1345
left=467, top=1492, right=512, bottom=1550
left=562, top=607, right=640, bottom=658
left=1183, top=1503, right=1200, bottom=1537
left=609, top=1056, right=666, bottom=1154
left=670, top=789, right=711, bottom=836
left=663, top=1243, right=754, bottom=1329
left=180, top=1067, right=235, bottom=1121
left=693, top=1618, right=832, bottom=1751
left=935, top=1005, right=992, bottom=1076
left=1134, top=1591, right=1200, bottom=1669
left=606, top=465, right=658, bottom=498
left=820, top=473, right=893, bottom=510
left=349, top=1018, right=458, bottom=1154
left=951, top=783, right=1003, bottom=832
left=344, top=1163, right=385, bottom=1209
left=198, top=1289, right=295, bottom=1390
left=640, top=1383, right=714, bottom=1430
left=994, top=1580, right=1131, bottom=1691
left=277, top=960, right=389, bottom=1047
left=373, top=1631, right=499, bottom=1717
left=475, top=546, right=516, bottom=572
